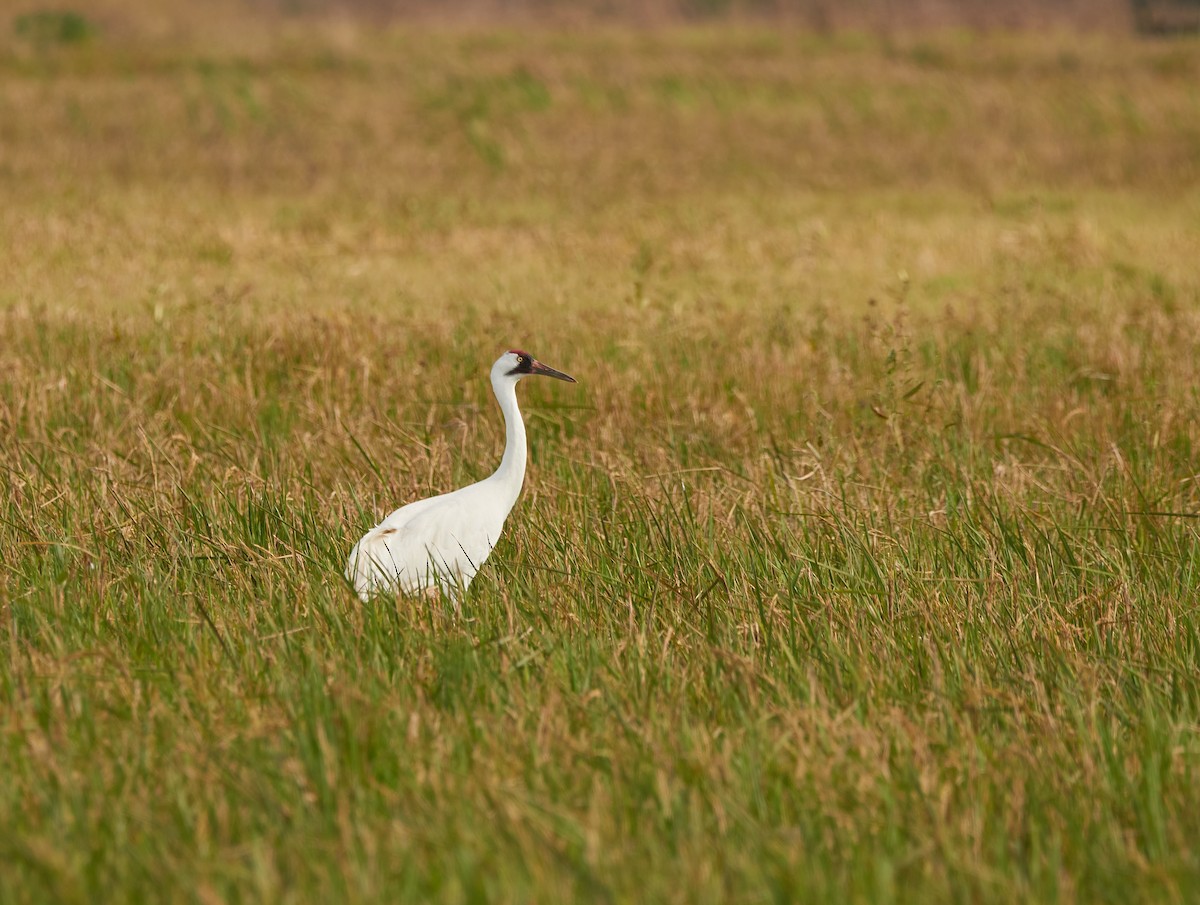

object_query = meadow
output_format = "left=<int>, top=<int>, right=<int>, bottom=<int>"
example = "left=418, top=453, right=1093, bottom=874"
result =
left=2, top=11, right=1200, bottom=903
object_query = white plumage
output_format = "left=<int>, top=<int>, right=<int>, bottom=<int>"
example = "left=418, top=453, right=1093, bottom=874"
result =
left=346, top=350, right=576, bottom=602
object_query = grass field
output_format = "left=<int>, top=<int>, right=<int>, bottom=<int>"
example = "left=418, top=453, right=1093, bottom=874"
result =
left=3, top=11, right=1200, bottom=903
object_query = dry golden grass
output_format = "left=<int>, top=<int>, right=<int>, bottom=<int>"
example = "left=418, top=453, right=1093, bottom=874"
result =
left=2, top=10, right=1200, bottom=904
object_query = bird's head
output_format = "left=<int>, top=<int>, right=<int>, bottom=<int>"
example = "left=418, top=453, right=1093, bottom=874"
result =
left=493, top=350, right=576, bottom=384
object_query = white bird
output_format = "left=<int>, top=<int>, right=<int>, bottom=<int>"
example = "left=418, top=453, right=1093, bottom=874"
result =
left=346, top=349, right=576, bottom=602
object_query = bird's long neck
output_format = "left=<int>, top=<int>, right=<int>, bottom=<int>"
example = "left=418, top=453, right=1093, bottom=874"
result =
left=489, top=375, right=526, bottom=509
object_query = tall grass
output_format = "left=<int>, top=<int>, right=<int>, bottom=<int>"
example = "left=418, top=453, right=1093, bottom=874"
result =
left=2, top=18, right=1200, bottom=904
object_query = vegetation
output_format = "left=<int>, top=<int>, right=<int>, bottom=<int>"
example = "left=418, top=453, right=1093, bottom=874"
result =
left=2, top=15, right=1199, bottom=904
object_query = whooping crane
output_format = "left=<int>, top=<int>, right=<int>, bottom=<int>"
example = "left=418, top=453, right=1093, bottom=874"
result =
left=346, top=350, right=576, bottom=602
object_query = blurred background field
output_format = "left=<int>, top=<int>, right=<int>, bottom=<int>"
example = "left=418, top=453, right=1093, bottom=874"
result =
left=3, top=3, right=1199, bottom=325
left=2, top=2, right=1200, bottom=903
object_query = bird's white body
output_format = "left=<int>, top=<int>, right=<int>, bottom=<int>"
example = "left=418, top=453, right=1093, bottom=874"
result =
left=346, top=351, right=573, bottom=602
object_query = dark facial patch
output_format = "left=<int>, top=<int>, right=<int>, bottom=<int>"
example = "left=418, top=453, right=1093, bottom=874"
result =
left=506, top=350, right=534, bottom=376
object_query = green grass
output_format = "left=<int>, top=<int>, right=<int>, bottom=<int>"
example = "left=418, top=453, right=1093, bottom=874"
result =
left=2, top=15, right=1200, bottom=904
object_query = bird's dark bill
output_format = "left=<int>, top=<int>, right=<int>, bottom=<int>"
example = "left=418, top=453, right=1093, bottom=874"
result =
left=530, top=360, right=576, bottom=383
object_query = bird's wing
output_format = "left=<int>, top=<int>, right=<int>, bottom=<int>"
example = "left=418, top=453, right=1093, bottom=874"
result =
left=347, top=485, right=507, bottom=599
left=347, top=525, right=428, bottom=593
left=401, top=492, right=505, bottom=578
